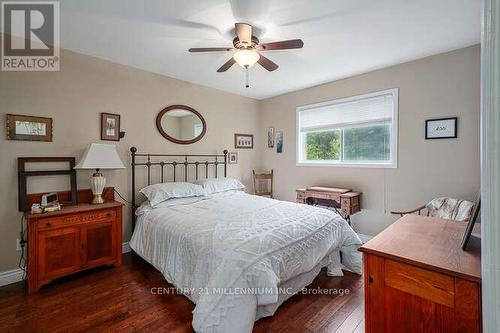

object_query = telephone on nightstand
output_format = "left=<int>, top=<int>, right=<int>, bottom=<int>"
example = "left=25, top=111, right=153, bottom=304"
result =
left=41, top=192, right=58, bottom=206
left=31, top=192, right=61, bottom=214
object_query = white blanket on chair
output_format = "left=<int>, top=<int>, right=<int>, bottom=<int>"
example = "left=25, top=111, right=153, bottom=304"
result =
left=426, top=197, right=474, bottom=221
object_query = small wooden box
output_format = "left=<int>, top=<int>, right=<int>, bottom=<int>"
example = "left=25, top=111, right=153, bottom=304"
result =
left=296, top=190, right=306, bottom=203
left=340, top=192, right=361, bottom=215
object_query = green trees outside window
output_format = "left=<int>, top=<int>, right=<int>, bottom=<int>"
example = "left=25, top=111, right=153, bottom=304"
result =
left=305, top=123, right=390, bottom=161
left=306, top=129, right=341, bottom=160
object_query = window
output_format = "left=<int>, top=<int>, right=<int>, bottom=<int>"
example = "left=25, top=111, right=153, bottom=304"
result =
left=194, top=123, right=203, bottom=137
left=296, top=88, right=398, bottom=168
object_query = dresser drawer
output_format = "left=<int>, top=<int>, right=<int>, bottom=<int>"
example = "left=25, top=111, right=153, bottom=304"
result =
left=310, top=191, right=340, bottom=200
left=361, top=215, right=481, bottom=333
left=385, top=259, right=455, bottom=307
left=38, top=209, right=116, bottom=230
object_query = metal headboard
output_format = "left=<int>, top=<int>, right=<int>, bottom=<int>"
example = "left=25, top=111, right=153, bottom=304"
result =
left=130, top=146, right=228, bottom=229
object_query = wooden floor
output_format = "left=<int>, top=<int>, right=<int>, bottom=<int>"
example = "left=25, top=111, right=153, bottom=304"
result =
left=0, top=254, right=364, bottom=333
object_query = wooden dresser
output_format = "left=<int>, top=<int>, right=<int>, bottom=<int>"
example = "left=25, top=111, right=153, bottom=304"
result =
left=359, top=215, right=481, bottom=333
left=25, top=189, right=123, bottom=294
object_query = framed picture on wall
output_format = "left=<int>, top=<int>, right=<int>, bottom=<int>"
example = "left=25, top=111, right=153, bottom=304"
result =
left=101, top=113, right=121, bottom=141
left=267, top=127, right=275, bottom=148
left=228, top=152, right=238, bottom=164
left=234, top=133, right=254, bottom=149
left=276, top=131, right=283, bottom=153
left=425, top=117, right=457, bottom=139
left=6, top=114, right=53, bottom=142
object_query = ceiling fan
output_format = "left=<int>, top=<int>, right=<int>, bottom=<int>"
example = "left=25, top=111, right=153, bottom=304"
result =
left=188, top=23, right=304, bottom=76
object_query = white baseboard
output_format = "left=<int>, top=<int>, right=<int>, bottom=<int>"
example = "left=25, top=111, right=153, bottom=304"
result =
left=3, top=237, right=373, bottom=287
left=357, top=233, right=373, bottom=243
left=122, top=242, right=131, bottom=253
left=0, top=242, right=132, bottom=287
left=0, top=268, right=23, bottom=287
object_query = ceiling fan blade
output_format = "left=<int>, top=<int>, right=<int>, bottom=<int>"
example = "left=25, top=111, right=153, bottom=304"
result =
left=235, top=22, right=252, bottom=44
left=257, top=39, right=304, bottom=51
left=189, top=47, right=233, bottom=52
left=258, top=54, right=278, bottom=72
left=217, top=58, right=236, bottom=72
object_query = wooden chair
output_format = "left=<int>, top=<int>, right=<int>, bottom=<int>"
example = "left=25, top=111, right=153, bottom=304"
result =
left=391, top=197, right=475, bottom=222
left=253, top=170, right=273, bottom=198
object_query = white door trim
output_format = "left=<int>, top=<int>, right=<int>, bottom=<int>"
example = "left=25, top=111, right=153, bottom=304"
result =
left=481, top=0, right=500, bottom=332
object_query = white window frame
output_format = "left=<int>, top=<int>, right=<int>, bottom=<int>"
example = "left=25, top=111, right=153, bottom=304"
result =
left=296, top=88, right=399, bottom=168
left=194, top=123, right=203, bottom=137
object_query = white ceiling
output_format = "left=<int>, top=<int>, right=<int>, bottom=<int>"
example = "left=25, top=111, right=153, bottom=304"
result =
left=57, top=0, right=481, bottom=100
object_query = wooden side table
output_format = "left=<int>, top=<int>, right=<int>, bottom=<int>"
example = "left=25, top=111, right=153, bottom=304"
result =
left=296, top=186, right=361, bottom=223
left=25, top=189, right=123, bottom=294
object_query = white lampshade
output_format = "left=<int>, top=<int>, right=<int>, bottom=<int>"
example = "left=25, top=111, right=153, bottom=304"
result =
left=75, top=143, right=125, bottom=170
left=233, top=49, right=260, bottom=68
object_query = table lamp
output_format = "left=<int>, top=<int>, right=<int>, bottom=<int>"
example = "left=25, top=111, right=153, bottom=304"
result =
left=75, top=143, right=125, bottom=204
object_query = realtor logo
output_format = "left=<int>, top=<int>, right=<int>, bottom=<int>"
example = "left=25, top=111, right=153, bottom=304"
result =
left=1, top=1, right=59, bottom=71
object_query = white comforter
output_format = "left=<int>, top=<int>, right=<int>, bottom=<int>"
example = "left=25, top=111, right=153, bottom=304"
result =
left=130, top=191, right=362, bottom=333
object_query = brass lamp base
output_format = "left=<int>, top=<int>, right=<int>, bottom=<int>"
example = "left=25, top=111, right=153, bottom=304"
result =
left=91, top=193, right=104, bottom=204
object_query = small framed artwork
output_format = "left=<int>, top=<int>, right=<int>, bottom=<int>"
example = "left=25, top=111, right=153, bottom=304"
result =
left=276, top=131, right=283, bottom=153
left=425, top=117, right=457, bottom=139
left=228, top=152, right=238, bottom=164
left=101, top=113, right=121, bottom=141
left=6, top=114, right=53, bottom=142
left=267, top=127, right=275, bottom=148
left=234, top=133, right=254, bottom=149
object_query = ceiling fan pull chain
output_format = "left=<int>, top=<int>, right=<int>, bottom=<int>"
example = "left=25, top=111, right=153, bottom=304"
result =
left=245, top=65, right=250, bottom=88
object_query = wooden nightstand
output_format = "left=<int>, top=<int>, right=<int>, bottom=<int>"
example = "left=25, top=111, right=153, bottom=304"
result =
left=25, top=189, right=123, bottom=294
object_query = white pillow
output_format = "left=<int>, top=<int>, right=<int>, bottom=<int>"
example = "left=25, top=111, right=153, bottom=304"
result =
left=140, top=182, right=205, bottom=207
left=137, top=196, right=207, bottom=216
left=194, top=178, right=245, bottom=195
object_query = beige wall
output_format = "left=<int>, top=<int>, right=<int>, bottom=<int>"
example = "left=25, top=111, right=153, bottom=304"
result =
left=0, top=39, right=260, bottom=271
left=258, top=45, right=481, bottom=237
left=0, top=40, right=480, bottom=272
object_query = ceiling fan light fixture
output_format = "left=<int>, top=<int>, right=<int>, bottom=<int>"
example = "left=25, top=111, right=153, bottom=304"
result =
left=233, top=49, right=260, bottom=68
left=189, top=23, right=303, bottom=73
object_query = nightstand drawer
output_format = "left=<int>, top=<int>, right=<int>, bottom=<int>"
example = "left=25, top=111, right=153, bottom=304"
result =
left=38, top=209, right=116, bottom=230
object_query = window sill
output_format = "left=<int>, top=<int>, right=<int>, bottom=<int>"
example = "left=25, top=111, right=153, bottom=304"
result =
left=296, top=161, right=397, bottom=169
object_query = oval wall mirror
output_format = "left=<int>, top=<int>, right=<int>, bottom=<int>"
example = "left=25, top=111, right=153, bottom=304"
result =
left=156, top=105, right=206, bottom=144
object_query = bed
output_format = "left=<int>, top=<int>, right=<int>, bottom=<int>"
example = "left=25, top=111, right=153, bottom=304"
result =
left=128, top=147, right=363, bottom=333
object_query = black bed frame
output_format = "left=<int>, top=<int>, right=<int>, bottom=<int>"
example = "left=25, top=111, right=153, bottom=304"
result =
left=130, top=147, right=228, bottom=229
